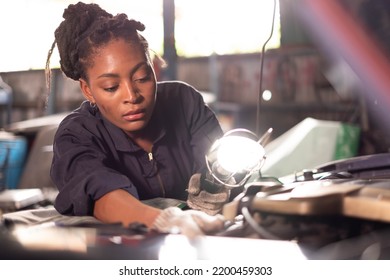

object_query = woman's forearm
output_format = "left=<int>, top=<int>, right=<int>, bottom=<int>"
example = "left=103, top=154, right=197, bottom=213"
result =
left=93, top=189, right=161, bottom=228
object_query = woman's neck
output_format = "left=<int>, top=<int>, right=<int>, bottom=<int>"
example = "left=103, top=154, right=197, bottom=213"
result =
left=125, top=128, right=156, bottom=153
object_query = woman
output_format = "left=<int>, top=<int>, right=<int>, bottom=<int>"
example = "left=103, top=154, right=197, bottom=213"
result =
left=46, top=2, right=228, bottom=232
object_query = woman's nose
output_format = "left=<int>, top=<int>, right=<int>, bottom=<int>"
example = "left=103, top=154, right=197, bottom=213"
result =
left=123, top=83, right=140, bottom=104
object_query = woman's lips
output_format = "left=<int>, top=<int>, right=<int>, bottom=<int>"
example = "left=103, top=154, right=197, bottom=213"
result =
left=122, top=109, right=145, bottom=121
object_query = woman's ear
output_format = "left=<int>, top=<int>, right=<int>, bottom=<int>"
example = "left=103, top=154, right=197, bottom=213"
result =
left=80, top=79, right=95, bottom=103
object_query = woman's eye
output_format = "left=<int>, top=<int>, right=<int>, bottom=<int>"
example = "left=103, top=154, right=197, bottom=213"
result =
left=134, top=67, right=153, bottom=83
left=135, top=74, right=152, bottom=83
left=104, top=85, right=118, bottom=92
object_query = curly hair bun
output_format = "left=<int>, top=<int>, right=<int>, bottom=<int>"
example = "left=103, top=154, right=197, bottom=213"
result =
left=63, top=2, right=113, bottom=31
left=48, top=2, right=149, bottom=82
left=54, top=2, right=113, bottom=80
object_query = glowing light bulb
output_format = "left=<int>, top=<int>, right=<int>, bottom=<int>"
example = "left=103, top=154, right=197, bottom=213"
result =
left=217, top=135, right=265, bottom=173
left=205, top=128, right=267, bottom=188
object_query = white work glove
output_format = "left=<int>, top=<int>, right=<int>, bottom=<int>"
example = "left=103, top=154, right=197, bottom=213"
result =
left=186, top=173, right=231, bottom=216
left=152, top=206, right=226, bottom=239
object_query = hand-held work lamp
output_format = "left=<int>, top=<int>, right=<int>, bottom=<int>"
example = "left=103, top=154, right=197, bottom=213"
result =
left=203, top=128, right=268, bottom=190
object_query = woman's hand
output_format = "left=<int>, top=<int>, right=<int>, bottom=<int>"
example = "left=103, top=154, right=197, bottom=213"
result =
left=152, top=206, right=226, bottom=239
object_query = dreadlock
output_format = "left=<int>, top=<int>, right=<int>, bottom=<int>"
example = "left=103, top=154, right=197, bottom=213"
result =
left=45, top=1, right=149, bottom=90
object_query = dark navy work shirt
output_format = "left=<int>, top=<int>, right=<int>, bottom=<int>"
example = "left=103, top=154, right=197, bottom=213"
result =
left=51, top=81, right=223, bottom=216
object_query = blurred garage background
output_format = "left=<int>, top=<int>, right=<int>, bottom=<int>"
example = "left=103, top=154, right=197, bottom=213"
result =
left=0, top=0, right=389, bottom=190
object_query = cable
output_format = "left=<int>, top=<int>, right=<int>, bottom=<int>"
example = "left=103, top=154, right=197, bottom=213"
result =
left=256, top=0, right=277, bottom=136
left=241, top=206, right=281, bottom=240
